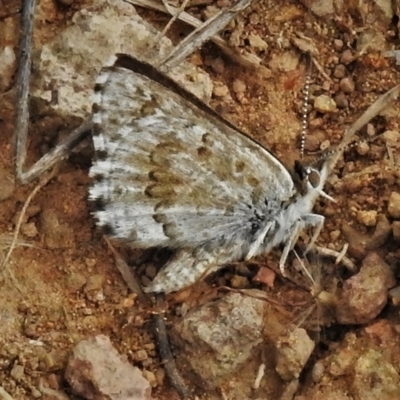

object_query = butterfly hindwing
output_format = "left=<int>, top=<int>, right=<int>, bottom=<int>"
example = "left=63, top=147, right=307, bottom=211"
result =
left=89, top=55, right=295, bottom=251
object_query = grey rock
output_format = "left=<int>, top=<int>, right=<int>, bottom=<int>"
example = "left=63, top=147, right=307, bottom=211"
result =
left=65, top=335, right=151, bottom=400
left=31, top=0, right=213, bottom=122
left=173, top=290, right=266, bottom=387
left=275, top=328, right=315, bottom=380
left=336, top=253, right=395, bottom=324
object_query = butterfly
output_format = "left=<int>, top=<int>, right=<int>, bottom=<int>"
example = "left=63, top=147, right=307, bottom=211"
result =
left=89, top=53, right=333, bottom=294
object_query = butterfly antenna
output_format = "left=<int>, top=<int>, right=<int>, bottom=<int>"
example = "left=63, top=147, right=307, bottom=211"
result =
left=300, top=59, right=312, bottom=159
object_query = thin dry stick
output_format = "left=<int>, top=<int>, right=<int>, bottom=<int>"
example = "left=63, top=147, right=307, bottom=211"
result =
left=159, top=0, right=253, bottom=69
left=18, top=119, right=92, bottom=185
left=157, top=0, right=191, bottom=41
left=327, top=84, right=400, bottom=174
left=14, top=0, right=37, bottom=179
left=0, top=387, right=14, bottom=400
left=126, top=0, right=261, bottom=69
left=153, top=293, right=190, bottom=399
left=103, top=237, right=148, bottom=303
left=313, top=245, right=355, bottom=272
left=14, top=0, right=91, bottom=185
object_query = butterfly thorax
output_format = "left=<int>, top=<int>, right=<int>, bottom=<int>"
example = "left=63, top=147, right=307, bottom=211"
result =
left=247, top=159, right=331, bottom=259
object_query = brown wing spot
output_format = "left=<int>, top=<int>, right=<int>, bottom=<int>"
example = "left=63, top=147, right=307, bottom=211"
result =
left=92, top=102, right=101, bottom=114
left=149, top=170, right=184, bottom=185
left=201, top=133, right=214, bottom=145
left=162, top=221, right=178, bottom=239
left=140, top=95, right=160, bottom=117
left=145, top=183, right=175, bottom=198
left=197, top=146, right=212, bottom=158
left=150, top=151, right=171, bottom=168
left=235, top=160, right=245, bottom=173
left=247, top=175, right=260, bottom=187
left=152, top=213, right=165, bottom=224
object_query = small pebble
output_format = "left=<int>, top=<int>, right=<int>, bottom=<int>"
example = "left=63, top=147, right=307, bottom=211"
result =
left=356, top=141, right=370, bottom=155
left=210, top=57, right=225, bottom=74
left=330, top=229, right=341, bottom=241
left=21, top=222, right=39, bottom=238
left=333, top=39, right=344, bottom=51
left=314, top=94, right=337, bottom=113
left=213, top=84, right=230, bottom=98
left=142, top=370, right=157, bottom=387
left=155, top=368, right=165, bottom=386
left=67, top=273, right=87, bottom=292
left=339, top=77, right=355, bottom=93
left=340, top=49, right=354, bottom=64
left=388, top=286, right=400, bottom=305
left=357, top=210, right=377, bottom=227
left=10, top=364, right=24, bottom=381
left=84, top=275, right=104, bottom=292
left=388, top=192, right=400, bottom=218
left=392, top=221, right=400, bottom=241
left=232, top=79, right=246, bottom=94
left=382, top=130, right=400, bottom=147
left=303, top=135, right=320, bottom=152
left=30, top=387, right=42, bottom=398
left=248, top=34, right=268, bottom=50
left=334, top=92, right=349, bottom=108
left=311, top=361, right=325, bottom=382
left=366, top=123, right=376, bottom=137
left=135, top=349, right=148, bottom=362
left=230, top=275, right=248, bottom=289
left=145, top=265, right=157, bottom=279
left=203, top=5, right=220, bottom=19
left=0, top=46, right=17, bottom=92
left=333, top=64, right=346, bottom=79
left=0, top=169, right=15, bottom=201
left=367, top=214, right=392, bottom=250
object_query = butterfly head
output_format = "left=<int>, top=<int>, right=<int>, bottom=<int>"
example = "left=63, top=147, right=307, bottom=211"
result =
left=294, top=158, right=334, bottom=203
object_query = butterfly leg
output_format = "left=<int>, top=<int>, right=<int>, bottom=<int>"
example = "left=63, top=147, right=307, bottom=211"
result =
left=279, top=214, right=325, bottom=276
left=303, top=214, right=325, bottom=255
left=245, top=222, right=273, bottom=261
left=279, top=221, right=302, bottom=276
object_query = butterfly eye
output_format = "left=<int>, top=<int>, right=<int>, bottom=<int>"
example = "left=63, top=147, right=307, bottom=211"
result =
left=308, top=169, right=320, bottom=188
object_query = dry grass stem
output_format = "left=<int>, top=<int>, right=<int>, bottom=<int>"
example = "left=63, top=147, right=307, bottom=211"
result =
left=157, top=0, right=191, bottom=41
left=127, top=0, right=261, bottom=69
left=0, top=170, right=57, bottom=292
left=104, top=237, right=148, bottom=303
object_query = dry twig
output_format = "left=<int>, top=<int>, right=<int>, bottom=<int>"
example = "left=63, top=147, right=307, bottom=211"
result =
left=14, top=0, right=91, bottom=185
left=104, top=237, right=148, bottom=303
left=153, top=293, right=190, bottom=399
left=328, top=84, right=400, bottom=174
left=313, top=245, right=356, bottom=272
left=14, top=0, right=36, bottom=179
left=126, top=0, right=261, bottom=69
left=0, top=387, right=14, bottom=400
left=18, top=120, right=92, bottom=185
left=157, top=0, right=191, bottom=41
left=158, top=0, right=253, bottom=69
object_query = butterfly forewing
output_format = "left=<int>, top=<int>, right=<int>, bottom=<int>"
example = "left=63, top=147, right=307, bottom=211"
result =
left=89, top=55, right=295, bottom=250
